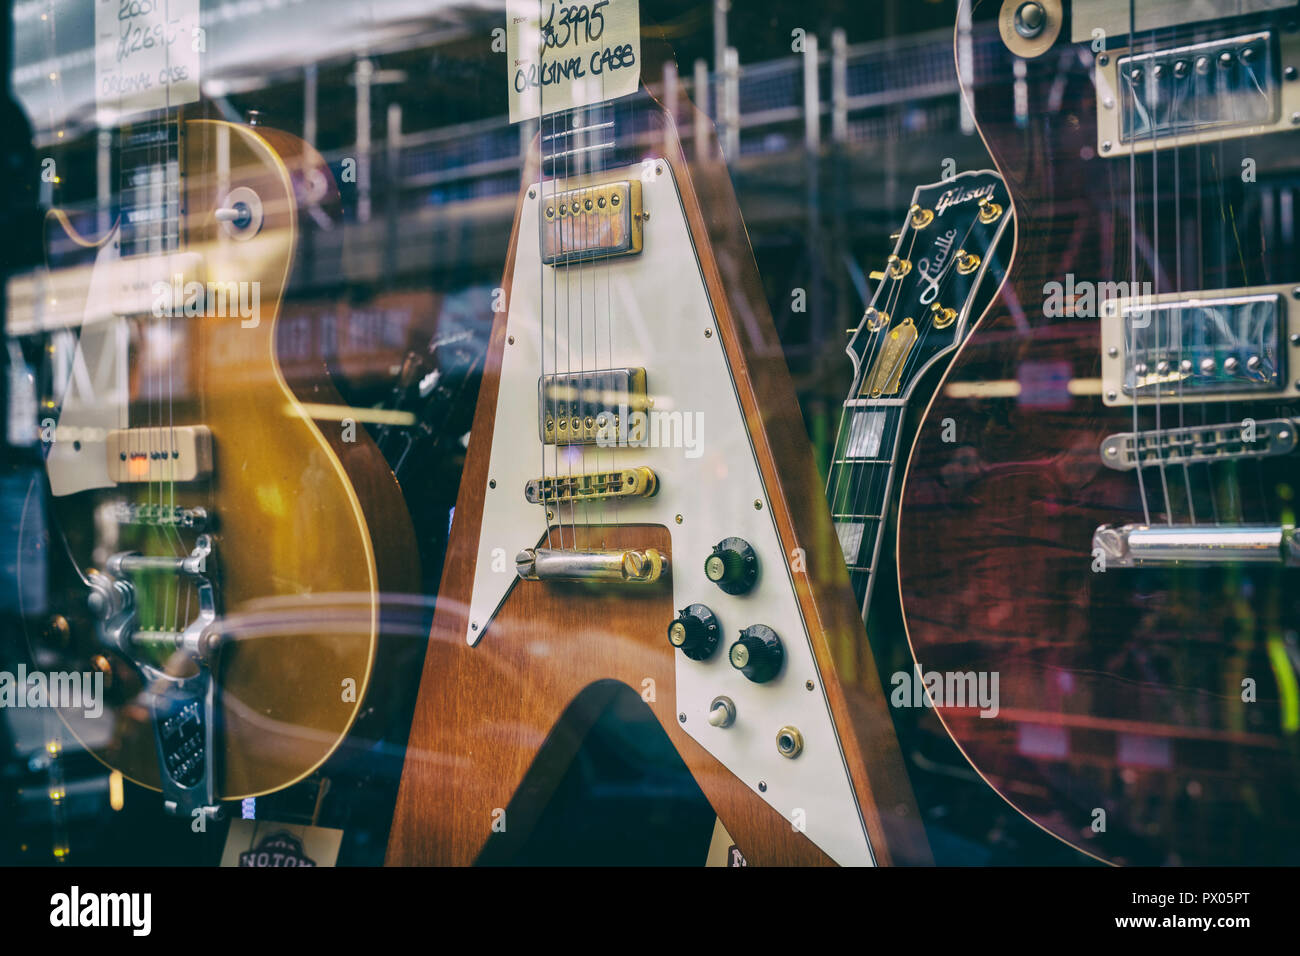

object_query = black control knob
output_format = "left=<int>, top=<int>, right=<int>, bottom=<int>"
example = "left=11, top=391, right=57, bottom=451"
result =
left=729, top=624, right=784, bottom=683
left=705, top=537, right=758, bottom=595
left=668, top=604, right=721, bottom=661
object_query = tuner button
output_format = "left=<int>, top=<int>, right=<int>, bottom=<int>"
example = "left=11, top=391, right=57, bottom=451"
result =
left=705, top=537, right=759, bottom=595
left=668, top=604, right=721, bottom=661
left=730, top=625, right=784, bottom=683
left=1014, top=2, right=1046, bottom=38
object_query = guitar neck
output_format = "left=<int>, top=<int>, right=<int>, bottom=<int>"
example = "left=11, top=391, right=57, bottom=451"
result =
left=826, top=401, right=907, bottom=617
left=118, top=109, right=183, bottom=259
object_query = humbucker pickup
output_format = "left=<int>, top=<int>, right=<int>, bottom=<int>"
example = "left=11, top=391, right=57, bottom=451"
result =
left=1096, top=29, right=1300, bottom=157
left=1100, top=285, right=1300, bottom=405
left=539, top=368, right=649, bottom=445
left=525, top=467, right=658, bottom=505
left=541, top=179, right=643, bottom=266
left=106, top=426, right=213, bottom=483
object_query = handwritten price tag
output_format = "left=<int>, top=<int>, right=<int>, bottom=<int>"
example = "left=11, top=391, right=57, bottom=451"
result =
left=95, top=0, right=201, bottom=123
left=506, top=0, right=641, bottom=123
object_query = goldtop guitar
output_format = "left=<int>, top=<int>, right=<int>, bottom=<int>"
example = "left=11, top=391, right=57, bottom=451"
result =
left=24, top=104, right=417, bottom=819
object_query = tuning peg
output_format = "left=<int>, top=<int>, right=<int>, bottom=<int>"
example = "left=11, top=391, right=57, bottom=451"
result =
left=978, top=196, right=1004, bottom=224
left=909, top=204, right=934, bottom=229
left=930, top=303, right=957, bottom=329
left=955, top=249, right=981, bottom=275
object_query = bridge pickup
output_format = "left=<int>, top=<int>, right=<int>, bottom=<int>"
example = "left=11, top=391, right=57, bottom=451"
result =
left=540, top=179, right=643, bottom=266
left=515, top=547, right=666, bottom=583
left=1097, top=30, right=1300, bottom=157
left=525, top=467, right=658, bottom=505
left=106, top=426, right=212, bottom=483
left=1093, top=524, right=1300, bottom=568
left=1100, top=418, right=1298, bottom=470
left=1101, top=285, right=1299, bottom=405
left=539, top=368, right=648, bottom=445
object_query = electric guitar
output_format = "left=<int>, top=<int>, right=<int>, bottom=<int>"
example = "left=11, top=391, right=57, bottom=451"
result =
left=387, top=17, right=926, bottom=867
left=25, top=103, right=418, bottom=819
left=828, top=171, right=1010, bottom=620
left=897, top=0, right=1300, bottom=864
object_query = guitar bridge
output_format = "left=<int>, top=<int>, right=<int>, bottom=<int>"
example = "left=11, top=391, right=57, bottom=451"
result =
left=525, top=467, right=658, bottom=505
left=515, top=547, right=666, bottom=583
left=1094, top=524, right=1300, bottom=568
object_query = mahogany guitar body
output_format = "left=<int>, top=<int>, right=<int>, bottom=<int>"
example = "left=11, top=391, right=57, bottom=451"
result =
left=388, top=95, right=927, bottom=866
left=897, top=1, right=1300, bottom=864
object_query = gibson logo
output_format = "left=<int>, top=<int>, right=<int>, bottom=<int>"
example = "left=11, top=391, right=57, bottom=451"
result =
left=238, top=831, right=317, bottom=867
left=934, top=182, right=996, bottom=216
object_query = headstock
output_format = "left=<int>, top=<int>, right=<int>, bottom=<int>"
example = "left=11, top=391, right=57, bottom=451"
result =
left=846, top=170, right=1011, bottom=401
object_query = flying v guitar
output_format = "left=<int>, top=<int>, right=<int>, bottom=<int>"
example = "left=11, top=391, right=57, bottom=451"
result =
left=387, top=32, right=927, bottom=865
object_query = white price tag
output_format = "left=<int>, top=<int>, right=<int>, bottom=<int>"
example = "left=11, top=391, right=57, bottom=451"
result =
left=506, top=0, right=641, bottom=123
left=95, top=0, right=201, bottom=124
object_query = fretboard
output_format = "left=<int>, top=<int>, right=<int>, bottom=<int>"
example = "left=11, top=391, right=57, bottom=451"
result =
left=118, top=112, right=181, bottom=260
left=825, top=402, right=907, bottom=616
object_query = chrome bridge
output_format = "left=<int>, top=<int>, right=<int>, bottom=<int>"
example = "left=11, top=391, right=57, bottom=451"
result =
left=87, top=535, right=223, bottom=820
left=515, top=547, right=667, bottom=583
left=1094, top=524, right=1300, bottom=568
left=1100, top=418, right=1298, bottom=470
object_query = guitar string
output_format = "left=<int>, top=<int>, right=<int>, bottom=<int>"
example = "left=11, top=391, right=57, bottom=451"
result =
left=1128, top=0, right=1152, bottom=526
left=1148, top=19, right=1175, bottom=526
left=538, top=40, right=552, bottom=552
left=1170, top=37, right=1195, bottom=524
left=539, top=26, right=555, bottom=551
left=562, top=96, right=575, bottom=552
left=161, top=4, right=184, bottom=636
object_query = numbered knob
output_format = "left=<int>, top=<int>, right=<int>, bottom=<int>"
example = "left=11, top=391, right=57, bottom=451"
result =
left=729, top=624, right=784, bottom=683
left=668, top=604, right=721, bottom=661
left=705, top=537, right=758, bottom=595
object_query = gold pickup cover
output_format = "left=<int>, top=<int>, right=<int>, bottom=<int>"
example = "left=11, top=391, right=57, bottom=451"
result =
left=107, top=426, right=213, bottom=483
left=541, top=179, right=643, bottom=265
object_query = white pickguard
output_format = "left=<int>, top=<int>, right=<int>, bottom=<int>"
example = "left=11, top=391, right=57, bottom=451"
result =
left=468, top=159, right=875, bottom=866
left=42, top=228, right=206, bottom=498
